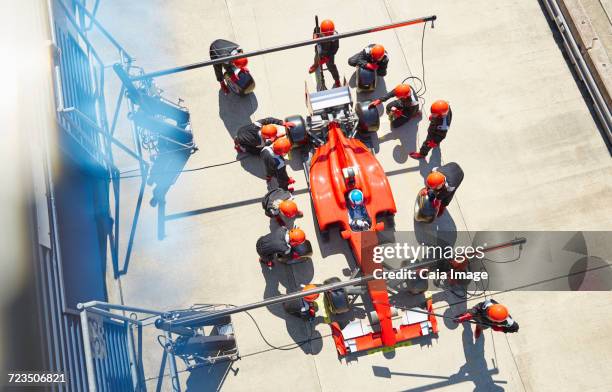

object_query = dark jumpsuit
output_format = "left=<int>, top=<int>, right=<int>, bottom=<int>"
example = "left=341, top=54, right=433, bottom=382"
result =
left=262, top=188, right=292, bottom=217
left=378, top=85, right=420, bottom=127
left=209, top=39, right=242, bottom=83
left=313, top=29, right=340, bottom=82
left=260, top=145, right=290, bottom=190
left=235, top=117, right=284, bottom=154
left=348, top=44, right=389, bottom=76
left=430, top=162, right=464, bottom=207
left=256, top=227, right=291, bottom=261
left=467, top=299, right=519, bottom=333
left=419, top=107, right=453, bottom=156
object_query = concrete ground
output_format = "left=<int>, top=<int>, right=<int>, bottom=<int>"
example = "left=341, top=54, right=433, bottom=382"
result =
left=89, top=0, right=612, bottom=391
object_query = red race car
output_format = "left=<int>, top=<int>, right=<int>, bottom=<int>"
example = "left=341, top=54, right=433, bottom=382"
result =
left=284, top=84, right=438, bottom=356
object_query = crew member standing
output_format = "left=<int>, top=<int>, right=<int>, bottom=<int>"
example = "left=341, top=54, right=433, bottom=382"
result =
left=256, top=227, right=307, bottom=268
left=424, top=162, right=464, bottom=217
left=261, top=137, right=295, bottom=191
left=369, top=83, right=420, bottom=128
left=234, top=118, right=294, bottom=154
left=209, top=39, right=248, bottom=94
left=348, top=44, right=389, bottom=77
left=262, top=187, right=303, bottom=226
left=308, top=19, right=341, bottom=88
left=410, top=100, right=452, bottom=159
left=453, top=299, right=519, bottom=339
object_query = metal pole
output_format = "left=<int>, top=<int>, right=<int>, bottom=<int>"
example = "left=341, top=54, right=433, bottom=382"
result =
left=166, top=237, right=525, bottom=328
left=78, top=301, right=165, bottom=316
left=133, top=15, right=437, bottom=80
left=80, top=309, right=98, bottom=392
left=165, top=332, right=181, bottom=392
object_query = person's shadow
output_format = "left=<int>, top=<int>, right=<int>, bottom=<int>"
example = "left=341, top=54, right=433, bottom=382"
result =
left=418, top=147, right=442, bottom=179
left=218, top=91, right=265, bottom=178
left=449, top=324, right=504, bottom=391
left=260, top=259, right=323, bottom=355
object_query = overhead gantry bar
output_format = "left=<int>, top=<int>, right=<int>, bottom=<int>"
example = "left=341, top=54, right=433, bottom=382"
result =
left=132, top=15, right=437, bottom=81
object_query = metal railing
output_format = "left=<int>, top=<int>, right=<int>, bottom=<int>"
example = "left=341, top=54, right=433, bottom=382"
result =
left=542, top=0, right=612, bottom=145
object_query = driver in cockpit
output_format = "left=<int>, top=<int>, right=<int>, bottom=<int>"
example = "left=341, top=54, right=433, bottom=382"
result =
left=347, top=189, right=371, bottom=231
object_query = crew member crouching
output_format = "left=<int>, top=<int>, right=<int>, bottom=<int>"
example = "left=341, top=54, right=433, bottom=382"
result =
left=410, top=100, right=452, bottom=159
left=209, top=39, right=248, bottom=94
left=369, top=83, right=420, bottom=128
left=256, top=227, right=309, bottom=268
left=453, top=299, right=519, bottom=339
left=424, top=162, right=464, bottom=217
left=348, top=44, right=389, bottom=77
left=262, top=187, right=303, bottom=226
left=234, top=118, right=294, bottom=154
left=261, top=137, right=295, bottom=191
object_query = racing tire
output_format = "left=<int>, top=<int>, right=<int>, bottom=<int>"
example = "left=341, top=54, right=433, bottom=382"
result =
left=323, top=277, right=350, bottom=314
left=355, top=101, right=380, bottom=132
left=284, top=115, right=308, bottom=146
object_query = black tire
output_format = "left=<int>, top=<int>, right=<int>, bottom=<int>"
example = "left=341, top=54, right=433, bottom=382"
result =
left=356, top=67, right=377, bottom=92
left=355, top=101, right=380, bottom=132
left=284, top=115, right=307, bottom=145
left=323, top=277, right=350, bottom=314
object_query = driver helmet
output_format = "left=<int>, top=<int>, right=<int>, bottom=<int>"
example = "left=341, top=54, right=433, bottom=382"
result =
left=348, top=189, right=364, bottom=207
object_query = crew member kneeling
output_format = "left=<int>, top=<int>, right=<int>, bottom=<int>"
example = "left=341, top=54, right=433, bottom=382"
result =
left=454, top=299, right=519, bottom=339
left=234, top=118, right=294, bottom=154
left=369, top=83, right=420, bottom=128
left=348, top=44, right=389, bottom=77
left=262, top=187, right=303, bottom=226
left=209, top=39, right=248, bottom=94
left=256, top=227, right=309, bottom=268
left=425, top=162, right=464, bottom=217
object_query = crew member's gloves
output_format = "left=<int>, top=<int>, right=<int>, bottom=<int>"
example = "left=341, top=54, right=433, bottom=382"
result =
left=230, top=73, right=239, bottom=82
left=492, top=325, right=504, bottom=332
left=426, top=140, right=438, bottom=148
left=365, top=63, right=379, bottom=71
left=369, top=99, right=382, bottom=109
left=283, top=121, right=295, bottom=129
left=220, top=81, right=229, bottom=95
left=453, top=313, right=473, bottom=323
left=319, top=56, right=329, bottom=65
left=390, top=107, right=404, bottom=118
left=265, top=176, right=272, bottom=182
left=292, top=251, right=301, bottom=260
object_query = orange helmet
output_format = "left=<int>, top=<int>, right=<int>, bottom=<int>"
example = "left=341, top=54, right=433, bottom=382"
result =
left=394, top=84, right=411, bottom=99
left=320, top=19, right=335, bottom=35
left=370, top=44, right=385, bottom=61
left=431, top=100, right=449, bottom=117
left=279, top=200, right=298, bottom=217
left=261, top=124, right=278, bottom=140
left=232, top=57, right=248, bottom=68
left=426, top=171, right=446, bottom=189
left=272, top=137, right=292, bottom=155
left=487, top=304, right=509, bottom=322
left=302, top=284, right=319, bottom=302
left=288, top=228, right=306, bottom=246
